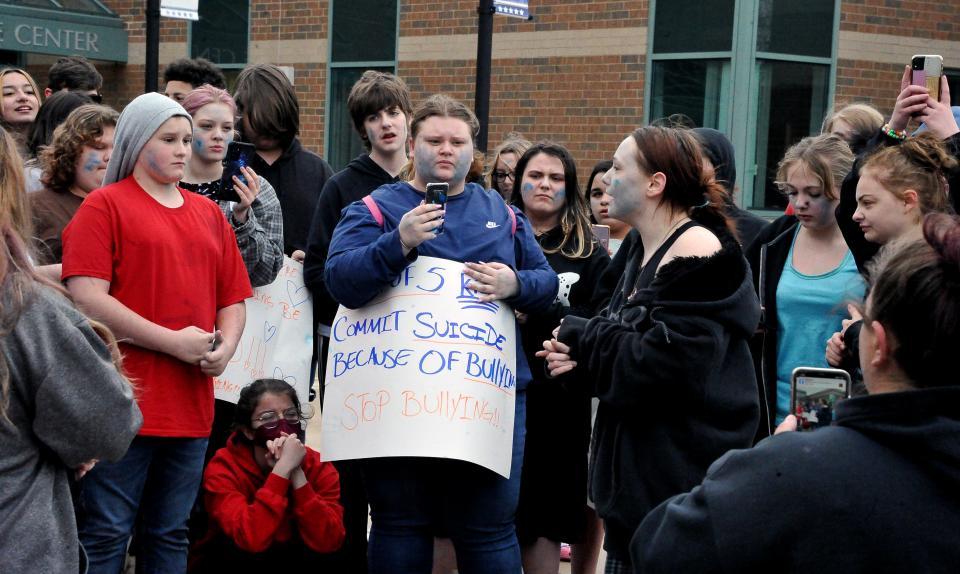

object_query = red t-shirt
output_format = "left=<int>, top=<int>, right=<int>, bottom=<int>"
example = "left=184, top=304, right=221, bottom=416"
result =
left=62, top=176, right=253, bottom=437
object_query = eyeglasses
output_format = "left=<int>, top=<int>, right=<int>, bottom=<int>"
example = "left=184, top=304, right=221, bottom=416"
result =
left=89, top=93, right=103, bottom=104
left=493, top=170, right=515, bottom=182
left=253, top=408, right=302, bottom=428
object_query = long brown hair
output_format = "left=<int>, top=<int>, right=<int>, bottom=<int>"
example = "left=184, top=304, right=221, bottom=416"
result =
left=0, top=223, right=128, bottom=420
left=0, top=127, right=32, bottom=244
left=234, top=64, right=300, bottom=148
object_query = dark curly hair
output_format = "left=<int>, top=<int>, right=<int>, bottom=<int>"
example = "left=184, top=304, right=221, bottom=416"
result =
left=162, top=57, right=227, bottom=90
left=39, top=104, right=118, bottom=194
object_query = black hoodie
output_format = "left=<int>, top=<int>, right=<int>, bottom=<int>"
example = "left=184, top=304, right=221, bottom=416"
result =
left=692, top=128, right=768, bottom=248
left=556, top=225, right=760, bottom=559
left=303, top=154, right=400, bottom=325
left=633, top=386, right=960, bottom=574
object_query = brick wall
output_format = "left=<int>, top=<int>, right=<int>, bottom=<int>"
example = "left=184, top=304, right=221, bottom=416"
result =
left=834, top=59, right=903, bottom=118
left=835, top=0, right=960, bottom=117
left=839, top=0, right=959, bottom=41
left=82, top=0, right=956, bottom=175
left=400, top=0, right=646, bottom=36
left=398, top=1, right=647, bottom=178
left=250, top=0, right=327, bottom=41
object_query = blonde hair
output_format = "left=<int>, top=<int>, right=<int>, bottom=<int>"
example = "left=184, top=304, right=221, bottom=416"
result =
left=822, top=103, right=884, bottom=139
left=776, top=134, right=854, bottom=201
left=861, top=133, right=955, bottom=216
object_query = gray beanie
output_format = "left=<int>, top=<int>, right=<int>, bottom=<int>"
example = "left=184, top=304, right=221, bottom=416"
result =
left=103, top=92, right=193, bottom=185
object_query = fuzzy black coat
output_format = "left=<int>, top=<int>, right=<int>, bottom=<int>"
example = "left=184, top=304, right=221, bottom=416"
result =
left=557, top=226, right=761, bottom=559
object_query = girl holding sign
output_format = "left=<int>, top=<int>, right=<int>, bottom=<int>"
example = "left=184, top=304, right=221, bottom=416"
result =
left=539, top=126, right=761, bottom=573
left=325, top=94, right=557, bottom=574
left=190, top=378, right=344, bottom=570
left=509, top=141, right=609, bottom=574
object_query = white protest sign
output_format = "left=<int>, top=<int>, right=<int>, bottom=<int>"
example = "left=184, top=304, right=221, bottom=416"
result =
left=321, top=256, right=517, bottom=478
left=214, top=256, right=313, bottom=406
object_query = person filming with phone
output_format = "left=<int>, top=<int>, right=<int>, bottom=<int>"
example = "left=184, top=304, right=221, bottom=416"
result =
left=324, top=94, right=557, bottom=574
left=631, top=213, right=960, bottom=573
left=180, top=84, right=284, bottom=289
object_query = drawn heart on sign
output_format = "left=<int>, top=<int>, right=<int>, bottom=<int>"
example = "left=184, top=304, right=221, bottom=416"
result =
left=272, top=366, right=297, bottom=386
left=286, top=280, right=309, bottom=308
left=264, top=321, right=278, bottom=342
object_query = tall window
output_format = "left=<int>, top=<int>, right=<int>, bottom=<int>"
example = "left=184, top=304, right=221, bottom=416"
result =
left=647, top=0, right=838, bottom=211
left=190, top=0, right=249, bottom=68
left=327, top=0, right=399, bottom=171
left=649, top=0, right=735, bottom=130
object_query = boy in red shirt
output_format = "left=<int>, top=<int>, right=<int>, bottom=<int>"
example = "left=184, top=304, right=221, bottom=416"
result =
left=64, top=92, right=252, bottom=573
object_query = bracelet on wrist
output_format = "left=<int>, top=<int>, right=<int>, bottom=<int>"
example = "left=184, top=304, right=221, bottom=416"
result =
left=399, top=235, right=413, bottom=252
left=882, top=123, right=908, bottom=141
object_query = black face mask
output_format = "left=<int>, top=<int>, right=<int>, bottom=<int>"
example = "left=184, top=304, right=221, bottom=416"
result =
left=252, top=419, right=304, bottom=447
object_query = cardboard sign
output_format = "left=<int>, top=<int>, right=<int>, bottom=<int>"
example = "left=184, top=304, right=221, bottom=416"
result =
left=214, top=257, right=312, bottom=406
left=321, top=256, right=517, bottom=478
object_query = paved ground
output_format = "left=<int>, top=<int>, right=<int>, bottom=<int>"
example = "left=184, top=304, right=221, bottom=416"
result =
left=305, top=397, right=606, bottom=573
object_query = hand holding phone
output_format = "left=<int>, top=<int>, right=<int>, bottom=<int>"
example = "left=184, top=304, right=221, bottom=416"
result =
left=218, top=141, right=257, bottom=203
left=911, top=54, right=944, bottom=101
left=425, top=182, right=448, bottom=235
left=790, top=367, right=851, bottom=432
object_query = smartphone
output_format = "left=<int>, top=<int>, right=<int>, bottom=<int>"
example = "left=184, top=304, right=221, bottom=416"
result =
left=590, top=224, right=610, bottom=253
left=218, top=141, right=257, bottom=203
left=425, top=182, right=448, bottom=235
left=790, top=367, right=851, bottom=432
left=911, top=54, right=944, bottom=101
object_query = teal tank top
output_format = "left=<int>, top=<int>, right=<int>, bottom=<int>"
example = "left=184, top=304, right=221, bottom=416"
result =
left=775, top=228, right=865, bottom=423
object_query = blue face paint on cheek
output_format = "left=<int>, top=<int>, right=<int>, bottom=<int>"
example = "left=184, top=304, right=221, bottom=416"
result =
left=193, top=137, right=204, bottom=152
left=82, top=152, right=100, bottom=172
left=521, top=182, right=534, bottom=193
left=451, top=148, right=472, bottom=182
left=554, top=188, right=566, bottom=203
left=414, top=145, right=436, bottom=181
left=144, top=151, right=162, bottom=174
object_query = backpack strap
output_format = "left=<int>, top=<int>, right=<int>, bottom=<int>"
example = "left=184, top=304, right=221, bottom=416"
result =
left=505, top=202, right=517, bottom=236
left=362, top=195, right=384, bottom=227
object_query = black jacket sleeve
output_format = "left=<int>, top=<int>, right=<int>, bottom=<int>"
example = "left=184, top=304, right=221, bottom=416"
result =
left=304, top=176, right=347, bottom=326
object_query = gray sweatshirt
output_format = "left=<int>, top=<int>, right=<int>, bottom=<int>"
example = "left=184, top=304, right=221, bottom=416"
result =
left=0, top=286, right=142, bottom=574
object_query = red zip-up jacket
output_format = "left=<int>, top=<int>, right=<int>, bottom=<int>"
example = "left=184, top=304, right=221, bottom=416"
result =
left=201, top=433, right=345, bottom=554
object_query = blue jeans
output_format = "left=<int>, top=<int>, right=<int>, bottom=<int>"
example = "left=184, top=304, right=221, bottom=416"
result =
left=78, top=436, right=208, bottom=574
left=362, top=392, right=526, bottom=574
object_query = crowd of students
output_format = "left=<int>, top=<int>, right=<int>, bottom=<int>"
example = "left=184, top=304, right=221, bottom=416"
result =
left=0, top=53, right=959, bottom=574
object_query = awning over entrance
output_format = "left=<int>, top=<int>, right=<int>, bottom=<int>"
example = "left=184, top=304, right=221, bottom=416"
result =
left=0, top=1, right=128, bottom=62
